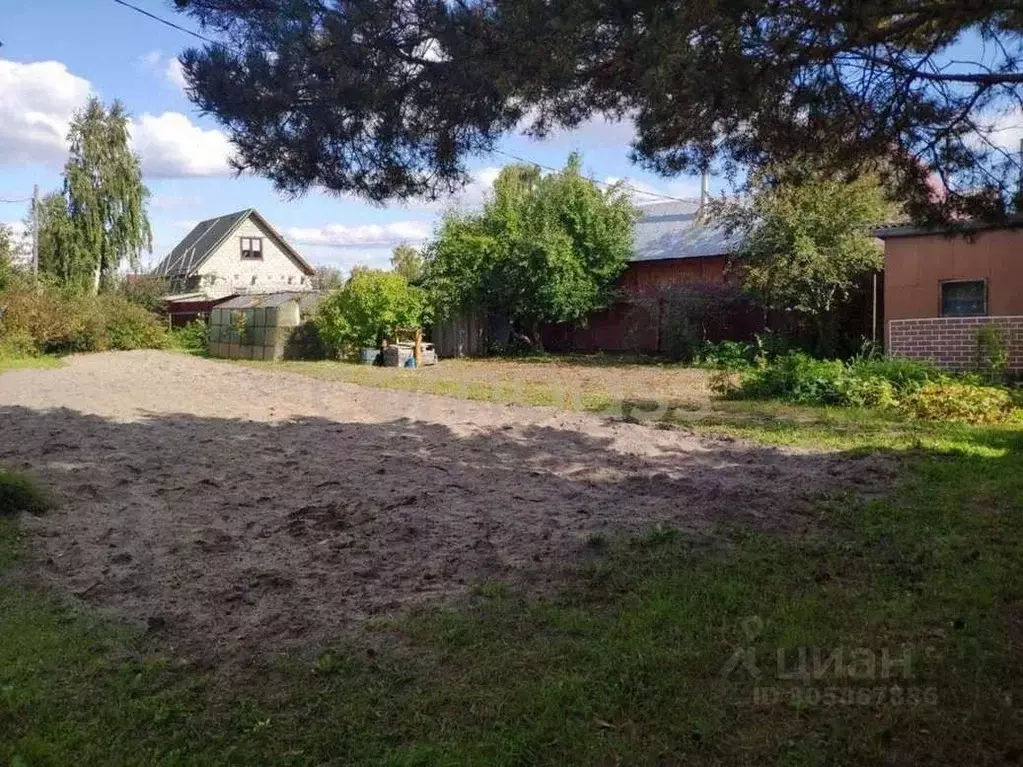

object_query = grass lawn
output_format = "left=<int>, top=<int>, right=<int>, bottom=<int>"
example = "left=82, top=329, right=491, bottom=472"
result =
left=0, top=355, right=63, bottom=374
left=3, top=359, right=1022, bottom=765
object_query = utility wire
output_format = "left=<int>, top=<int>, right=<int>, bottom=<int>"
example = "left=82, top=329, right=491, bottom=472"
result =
left=111, top=0, right=235, bottom=52
left=111, top=0, right=701, bottom=206
left=0, top=197, right=31, bottom=204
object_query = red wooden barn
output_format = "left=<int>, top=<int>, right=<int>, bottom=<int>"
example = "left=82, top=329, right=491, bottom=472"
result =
left=541, top=201, right=745, bottom=353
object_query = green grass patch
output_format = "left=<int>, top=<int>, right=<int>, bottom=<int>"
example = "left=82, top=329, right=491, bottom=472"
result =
left=0, top=355, right=64, bottom=374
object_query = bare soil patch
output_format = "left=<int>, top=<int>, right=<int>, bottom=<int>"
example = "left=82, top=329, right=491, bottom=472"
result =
left=0, top=351, right=893, bottom=659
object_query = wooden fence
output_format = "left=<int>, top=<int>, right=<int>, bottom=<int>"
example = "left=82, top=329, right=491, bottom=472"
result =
left=431, top=309, right=487, bottom=358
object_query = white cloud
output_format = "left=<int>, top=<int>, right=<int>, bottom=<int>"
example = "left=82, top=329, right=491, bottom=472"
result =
left=980, top=107, right=1023, bottom=152
left=603, top=175, right=703, bottom=205
left=139, top=50, right=188, bottom=91
left=130, top=112, right=235, bottom=177
left=165, top=58, right=188, bottom=91
left=286, top=220, right=432, bottom=248
left=0, top=57, right=234, bottom=179
left=0, top=59, right=91, bottom=165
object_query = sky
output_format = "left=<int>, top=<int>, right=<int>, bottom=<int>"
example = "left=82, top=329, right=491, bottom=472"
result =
left=0, top=0, right=706, bottom=274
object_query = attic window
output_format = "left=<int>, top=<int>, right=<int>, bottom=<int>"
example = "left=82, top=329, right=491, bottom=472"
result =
left=240, top=236, right=263, bottom=260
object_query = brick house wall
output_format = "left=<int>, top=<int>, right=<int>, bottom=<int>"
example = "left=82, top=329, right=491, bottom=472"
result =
left=879, top=224, right=1023, bottom=372
left=888, top=316, right=1023, bottom=372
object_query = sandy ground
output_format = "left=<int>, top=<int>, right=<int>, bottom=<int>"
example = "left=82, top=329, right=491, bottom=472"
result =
left=0, top=351, right=893, bottom=659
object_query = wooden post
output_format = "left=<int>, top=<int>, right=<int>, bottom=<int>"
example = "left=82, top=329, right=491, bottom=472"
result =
left=414, top=328, right=423, bottom=367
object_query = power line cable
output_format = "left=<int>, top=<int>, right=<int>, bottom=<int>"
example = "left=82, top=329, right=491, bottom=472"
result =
left=0, top=197, right=31, bottom=204
left=111, top=0, right=236, bottom=52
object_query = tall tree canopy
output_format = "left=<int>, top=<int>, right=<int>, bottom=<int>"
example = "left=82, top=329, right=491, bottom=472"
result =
left=63, top=98, right=152, bottom=292
left=390, top=244, right=425, bottom=284
left=424, top=154, right=636, bottom=345
left=175, top=0, right=1023, bottom=222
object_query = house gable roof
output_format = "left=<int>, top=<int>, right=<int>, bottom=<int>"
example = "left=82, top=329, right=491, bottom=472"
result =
left=631, top=201, right=743, bottom=262
left=153, top=209, right=315, bottom=277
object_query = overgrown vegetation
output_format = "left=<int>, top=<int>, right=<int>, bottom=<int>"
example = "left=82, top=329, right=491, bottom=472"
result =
left=315, top=269, right=426, bottom=356
left=168, top=319, right=208, bottom=353
left=719, top=351, right=1019, bottom=424
left=0, top=279, right=168, bottom=357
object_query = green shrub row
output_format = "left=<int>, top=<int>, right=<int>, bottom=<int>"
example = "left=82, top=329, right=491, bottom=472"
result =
left=718, top=351, right=1018, bottom=423
left=0, top=283, right=169, bottom=356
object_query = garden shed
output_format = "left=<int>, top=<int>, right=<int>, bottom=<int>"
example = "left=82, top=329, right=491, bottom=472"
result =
left=207, top=292, right=322, bottom=361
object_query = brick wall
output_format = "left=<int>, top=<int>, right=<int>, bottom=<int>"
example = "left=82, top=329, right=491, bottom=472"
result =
left=888, top=316, right=1023, bottom=372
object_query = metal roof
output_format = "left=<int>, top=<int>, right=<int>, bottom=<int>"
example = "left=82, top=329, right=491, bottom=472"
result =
left=631, top=202, right=742, bottom=262
left=216, top=291, right=323, bottom=311
left=873, top=214, right=1023, bottom=239
left=152, top=209, right=315, bottom=277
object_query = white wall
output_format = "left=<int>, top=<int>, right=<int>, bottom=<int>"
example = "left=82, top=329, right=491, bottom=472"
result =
left=198, top=218, right=312, bottom=299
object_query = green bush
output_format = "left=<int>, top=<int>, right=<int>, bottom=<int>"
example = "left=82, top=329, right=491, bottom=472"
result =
left=835, top=375, right=899, bottom=409
left=901, top=382, right=1014, bottom=424
left=169, top=319, right=209, bottom=353
left=697, top=340, right=755, bottom=369
left=0, top=470, right=55, bottom=516
left=734, top=352, right=847, bottom=404
left=727, top=350, right=1017, bottom=423
left=0, top=283, right=168, bottom=355
left=315, top=270, right=425, bottom=357
left=845, top=357, right=941, bottom=394
left=101, top=296, right=168, bottom=350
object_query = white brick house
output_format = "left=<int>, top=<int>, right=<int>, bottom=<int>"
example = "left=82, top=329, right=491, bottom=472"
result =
left=153, top=209, right=315, bottom=299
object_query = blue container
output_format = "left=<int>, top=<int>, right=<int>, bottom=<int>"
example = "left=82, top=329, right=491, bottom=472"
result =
left=360, top=347, right=381, bottom=365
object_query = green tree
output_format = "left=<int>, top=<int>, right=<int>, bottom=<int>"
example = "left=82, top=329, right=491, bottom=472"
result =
left=36, top=192, right=78, bottom=286
left=390, top=244, right=424, bottom=284
left=175, top=0, right=1022, bottom=222
left=63, top=98, right=152, bottom=293
left=0, top=224, right=15, bottom=290
left=314, top=269, right=425, bottom=355
left=425, top=154, right=636, bottom=347
left=314, top=266, right=345, bottom=292
left=729, top=174, right=890, bottom=356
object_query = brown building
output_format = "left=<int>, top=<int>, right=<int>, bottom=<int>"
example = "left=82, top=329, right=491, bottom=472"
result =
left=876, top=220, right=1023, bottom=371
left=541, top=201, right=744, bottom=353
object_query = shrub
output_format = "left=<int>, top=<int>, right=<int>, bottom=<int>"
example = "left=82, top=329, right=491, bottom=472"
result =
left=733, top=352, right=847, bottom=404
left=835, top=375, right=899, bottom=409
left=116, top=274, right=170, bottom=313
left=846, top=357, right=941, bottom=394
left=697, top=340, right=755, bottom=369
left=0, top=470, right=55, bottom=516
left=0, top=284, right=168, bottom=355
left=0, top=330, right=39, bottom=359
left=901, top=382, right=1014, bottom=424
left=101, top=296, right=168, bottom=350
left=315, top=270, right=425, bottom=357
left=169, top=319, right=209, bottom=353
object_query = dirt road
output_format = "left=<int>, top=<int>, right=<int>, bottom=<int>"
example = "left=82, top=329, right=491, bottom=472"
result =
left=0, top=351, right=890, bottom=658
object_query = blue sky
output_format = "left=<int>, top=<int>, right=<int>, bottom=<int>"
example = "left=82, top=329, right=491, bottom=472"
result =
left=0, top=0, right=705, bottom=273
